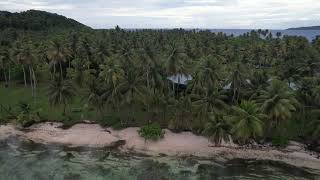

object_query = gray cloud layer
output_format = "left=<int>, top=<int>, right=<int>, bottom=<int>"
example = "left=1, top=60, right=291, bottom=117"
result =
left=0, top=0, right=319, bottom=29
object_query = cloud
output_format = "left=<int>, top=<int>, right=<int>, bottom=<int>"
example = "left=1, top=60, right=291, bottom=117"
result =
left=1, top=0, right=320, bottom=29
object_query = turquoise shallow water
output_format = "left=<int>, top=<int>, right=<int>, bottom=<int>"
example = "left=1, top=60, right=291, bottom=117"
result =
left=0, top=137, right=319, bottom=180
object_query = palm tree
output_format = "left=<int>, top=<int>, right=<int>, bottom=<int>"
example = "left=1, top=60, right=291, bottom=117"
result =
left=142, top=89, right=168, bottom=122
left=248, top=70, right=270, bottom=100
left=13, top=42, right=34, bottom=88
left=203, top=113, right=231, bottom=145
left=257, top=79, right=299, bottom=132
left=169, top=96, right=193, bottom=131
left=13, top=42, right=37, bottom=96
left=67, top=56, right=91, bottom=88
left=115, top=68, right=146, bottom=122
left=47, top=76, right=75, bottom=115
left=192, top=56, right=221, bottom=90
left=137, top=44, right=156, bottom=89
left=229, top=101, right=266, bottom=143
left=87, top=80, right=105, bottom=118
left=191, top=87, right=228, bottom=124
left=81, top=37, right=93, bottom=70
left=99, top=57, right=124, bottom=88
left=148, top=60, right=166, bottom=92
left=229, top=63, right=246, bottom=104
left=47, top=40, right=70, bottom=78
left=166, top=43, right=190, bottom=94
left=312, top=85, right=320, bottom=106
left=0, top=48, right=12, bottom=87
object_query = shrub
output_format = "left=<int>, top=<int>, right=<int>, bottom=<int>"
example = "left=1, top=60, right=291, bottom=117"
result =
left=16, top=103, right=41, bottom=127
left=138, top=123, right=165, bottom=141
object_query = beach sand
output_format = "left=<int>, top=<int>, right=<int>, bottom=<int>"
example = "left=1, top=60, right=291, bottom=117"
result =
left=0, top=122, right=319, bottom=170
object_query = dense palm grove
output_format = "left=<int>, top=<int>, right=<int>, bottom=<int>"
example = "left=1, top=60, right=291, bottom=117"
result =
left=1, top=11, right=320, bottom=149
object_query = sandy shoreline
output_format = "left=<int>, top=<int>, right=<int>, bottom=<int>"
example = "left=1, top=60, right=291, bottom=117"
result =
left=0, top=122, right=319, bottom=170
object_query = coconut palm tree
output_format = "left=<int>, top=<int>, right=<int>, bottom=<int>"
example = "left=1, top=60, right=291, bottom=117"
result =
left=99, top=57, right=124, bottom=88
left=137, top=44, right=156, bottom=89
left=191, top=87, right=228, bottom=124
left=203, top=113, right=231, bottom=145
left=13, top=42, right=34, bottom=87
left=0, top=48, right=12, bottom=87
left=229, top=63, right=247, bottom=104
left=169, top=96, right=192, bottom=131
left=115, top=68, right=146, bottom=122
left=192, top=56, right=222, bottom=90
left=229, top=101, right=266, bottom=143
left=312, top=85, right=320, bottom=106
left=47, top=40, right=70, bottom=78
left=166, top=44, right=189, bottom=76
left=166, top=43, right=190, bottom=94
left=67, top=56, right=91, bottom=88
left=142, top=89, right=168, bottom=122
left=87, top=79, right=105, bottom=118
left=13, top=42, right=37, bottom=96
left=148, top=60, right=166, bottom=93
left=47, top=76, right=75, bottom=115
left=257, top=79, right=299, bottom=131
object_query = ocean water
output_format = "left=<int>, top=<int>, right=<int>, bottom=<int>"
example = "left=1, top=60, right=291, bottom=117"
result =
left=0, top=137, right=319, bottom=180
left=209, top=29, right=320, bottom=41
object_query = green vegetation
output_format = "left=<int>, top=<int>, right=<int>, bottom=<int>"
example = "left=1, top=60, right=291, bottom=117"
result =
left=138, top=123, right=164, bottom=141
left=1, top=10, right=320, bottom=148
left=0, top=10, right=89, bottom=31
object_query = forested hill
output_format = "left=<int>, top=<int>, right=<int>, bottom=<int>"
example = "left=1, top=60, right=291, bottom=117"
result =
left=0, top=10, right=90, bottom=31
left=287, top=26, right=320, bottom=30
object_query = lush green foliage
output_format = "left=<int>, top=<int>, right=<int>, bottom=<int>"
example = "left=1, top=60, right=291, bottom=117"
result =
left=203, top=113, right=230, bottom=144
left=138, top=123, right=165, bottom=140
left=229, top=101, right=266, bottom=143
left=1, top=11, right=320, bottom=147
left=0, top=10, right=89, bottom=31
left=16, top=102, right=41, bottom=127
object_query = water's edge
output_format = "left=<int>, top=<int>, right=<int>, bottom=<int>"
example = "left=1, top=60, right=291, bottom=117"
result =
left=1, top=122, right=320, bottom=172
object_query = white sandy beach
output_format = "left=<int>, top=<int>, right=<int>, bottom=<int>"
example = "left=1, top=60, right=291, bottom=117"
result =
left=0, top=122, right=319, bottom=170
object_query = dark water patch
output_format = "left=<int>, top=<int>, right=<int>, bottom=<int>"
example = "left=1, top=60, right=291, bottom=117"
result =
left=225, top=159, right=318, bottom=179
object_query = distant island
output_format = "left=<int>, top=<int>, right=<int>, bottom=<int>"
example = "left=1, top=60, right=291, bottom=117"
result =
left=287, top=26, right=320, bottom=30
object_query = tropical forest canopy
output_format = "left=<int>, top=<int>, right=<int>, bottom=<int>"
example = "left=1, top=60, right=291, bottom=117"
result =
left=1, top=10, right=320, bottom=147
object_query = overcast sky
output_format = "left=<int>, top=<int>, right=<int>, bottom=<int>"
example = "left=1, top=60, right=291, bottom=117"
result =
left=1, top=0, right=320, bottom=29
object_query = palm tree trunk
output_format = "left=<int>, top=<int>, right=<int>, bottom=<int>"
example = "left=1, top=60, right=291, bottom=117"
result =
left=29, top=66, right=34, bottom=97
left=59, top=61, right=63, bottom=80
left=22, top=66, right=27, bottom=87
left=8, top=65, right=11, bottom=87
left=232, top=87, right=236, bottom=103
left=32, top=67, right=37, bottom=102
left=172, top=82, right=175, bottom=97
left=146, top=68, right=149, bottom=88
left=63, top=103, right=66, bottom=115
left=3, top=70, right=8, bottom=87
left=53, top=63, right=56, bottom=75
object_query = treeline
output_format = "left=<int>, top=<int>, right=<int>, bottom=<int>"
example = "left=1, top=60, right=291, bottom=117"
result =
left=0, top=10, right=89, bottom=31
left=0, top=13, right=320, bottom=147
